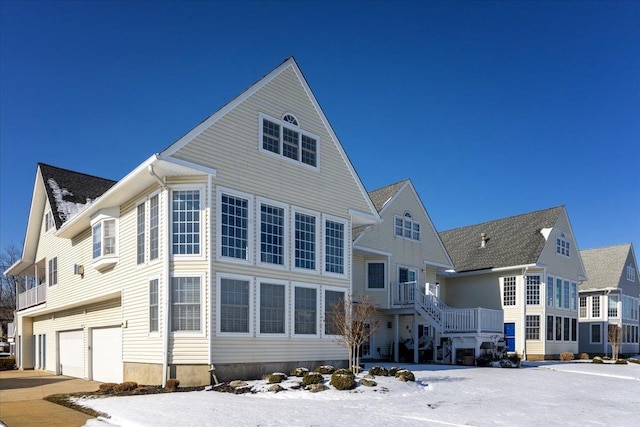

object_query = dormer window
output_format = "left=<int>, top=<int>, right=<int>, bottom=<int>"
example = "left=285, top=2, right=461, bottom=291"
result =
left=259, top=113, right=318, bottom=168
left=91, top=208, right=119, bottom=271
left=45, top=211, right=55, bottom=232
left=395, top=212, right=420, bottom=241
left=556, top=232, right=570, bottom=257
left=628, top=265, right=636, bottom=282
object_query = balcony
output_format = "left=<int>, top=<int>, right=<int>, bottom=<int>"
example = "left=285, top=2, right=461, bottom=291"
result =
left=17, top=283, right=47, bottom=311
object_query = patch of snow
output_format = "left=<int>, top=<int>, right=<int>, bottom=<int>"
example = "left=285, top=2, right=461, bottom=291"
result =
left=47, top=178, right=94, bottom=222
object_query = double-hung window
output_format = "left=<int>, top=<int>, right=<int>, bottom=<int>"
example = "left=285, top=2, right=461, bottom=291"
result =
left=219, top=276, right=251, bottom=334
left=546, top=276, right=554, bottom=307
left=608, top=294, right=619, bottom=318
left=592, top=295, right=600, bottom=318
left=546, top=315, right=554, bottom=340
left=219, top=189, right=251, bottom=262
left=293, top=209, right=318, bottom=271
left=48, top=257, right=58, bottom=286
left=324, top=288, right=345, bottom=336
left=591, top=324, right=601, bottom=343
left=579, top=296, right=587, bottom=318
left=563, top=280, right=570, bottom=309
left=149, top=195, right=159, bottom=261
left=149, top=279, right=159, bottom=333
left=260, top=113, right=319, bottom=168
left=556, top=232, right=570, bottom=256
left=570, top=283, right=577, bottom=311
left=324, top=216, right=346, bottom=275
left=45, top=211, right=55, bottom=232
left=555, top=278, right=563, bottom=309
left=395, top=212, right=420, bottom=241
left=259, top=200, right=287, bottom=267
left=172, top=189, right=201, bottom=256
left=91, top=210, right=119, bottom=270
left=627, top=265, right=636, bottom=282
left=525, top=315, right=540, bottom=340
left=367, top=262, right=386, bottom=289
left=259, top=281, right=286, bottom=335
left=526, top=275, right=540, bottom=305
left=502, top=276, right=516, bottom=307
left=294, top=285, right=318, bottom=336
left=136, top=204, right=145, bottom=265
left=171, top=276, right=201, bottom=332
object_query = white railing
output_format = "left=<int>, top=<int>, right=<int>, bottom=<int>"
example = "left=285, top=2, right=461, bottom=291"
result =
left=392, top=282, right=503, bottom=333
left=17, top=284, right=46, bottom=310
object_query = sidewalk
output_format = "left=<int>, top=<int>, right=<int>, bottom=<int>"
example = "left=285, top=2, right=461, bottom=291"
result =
left=0, top=370, right=101, bottom=427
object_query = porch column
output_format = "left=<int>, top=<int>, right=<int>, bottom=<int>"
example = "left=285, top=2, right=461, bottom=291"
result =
left=394, top=314, right=399, bottom=363
left=413, top=311, right=419, bottom=363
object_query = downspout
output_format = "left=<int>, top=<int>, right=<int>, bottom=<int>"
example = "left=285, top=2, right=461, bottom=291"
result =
left=147, top=164, right=170, bottom=387
left=207, top=174, right=214, bottom=378
left=522, top=266, right=529, bottom=360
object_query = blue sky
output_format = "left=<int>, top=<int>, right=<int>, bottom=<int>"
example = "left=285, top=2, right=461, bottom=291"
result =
left=1, top=1, right=638, bottom=256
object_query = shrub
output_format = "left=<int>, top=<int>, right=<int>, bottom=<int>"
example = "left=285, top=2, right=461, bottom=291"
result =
left=314, top=365, right=335, bottom=374
left=165, top=379, right=180, bottom=390
left=268, top=373, right=287, bottom=384
left=602, top=356, right=611, bottom=360
left=388, top=367, right=400, bottom=376
left=98, top=383, right=118, bottom=393
left=615, top=359, right=628, bottom=365
left=579, top=353, right=589, bottom=360
left=560, top=352, right=574, bottom=361
left=113, top=382, right=138, bottom=393
left=629, top=358, right=640, bottom=365
left=290, top=367, right=309, bottom=377
left=330, top=371, right=356, bottom=390
left=0, top=357, right=16, bottom=371
left=332, top=368, right=352, bottom=375
left=302, top=372, right=324, bottom=386
left=368, top=366, right=389, bottom=376
left=395, top=369, right=415, bottom=382
left=592, top=357, right=604, bottom=364
left=359, top=378, right=377, bottom=387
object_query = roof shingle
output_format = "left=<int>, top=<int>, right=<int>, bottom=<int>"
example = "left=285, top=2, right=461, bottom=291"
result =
left=579, top=243, right=632, bottom=291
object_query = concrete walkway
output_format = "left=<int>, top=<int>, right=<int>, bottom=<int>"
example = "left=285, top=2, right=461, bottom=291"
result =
left=0, top=370, right=101, bottom=427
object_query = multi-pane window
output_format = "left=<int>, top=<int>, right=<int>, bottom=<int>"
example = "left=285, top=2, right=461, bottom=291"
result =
left=136, top=204, right=145, bottom=265
left=325, top=220, right=345, bottom=274
left=555, top=316, right=562, bottom=341
left=92, top=219, right=116, bottom=259
left=220, top=278, right=250, bottom=334
left=546, top=276, right=554, bottom=307
left=324, top=289, right=345, bottom=335
left=171, top=276, right=200, bottom=332
left=260, top=115, right=318, bottom=167
left=48, top=257, right=57, bottom=286
left=294, top=286, right=317, bottom=335
left=592, top=295, right=600, bottom=318
left=608, top=294, right=619, bottom=317
left=570, top=283, right=577, bottom=311
left=502, top=276, right=516, bottom=307
left=149, top=279, right=159, bottom=333
left=259, top=282, right=285, bottom=334
left=627, top=265, right=636, bottom=282
left=591, top=324, right=601, bottom=343
left=556, top=233, right=570, bottom=256
left=579, top=296, right=587, bottom=318
left=221, top=193, right=249, bottom=260
left=395, top=213, right=420, bottom=241
left=172, top=190, right=200, bottom=255
left=555, top=278, right=562, bottom=309
left=367, top=262, right=385, bottom=289
left=526, top=275, right=540, bottom=305
left=149, top=195, right=159, bottom=261
left=563, top=318, right=570, bottom=341
left=260, top=203, right=285, bottom=265
left=525, top=315, right=540, bottom=340
left=294, top=212, right=316, bottom=270
left=546, top=315, right=554, bottom=340
left=571, top=318, right=577, bottom=341
left=45, top=211, right=55, bottom=232
left=563, top=280, right=570, bottom=309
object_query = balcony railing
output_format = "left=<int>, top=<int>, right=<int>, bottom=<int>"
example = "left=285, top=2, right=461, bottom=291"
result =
left=17, top=283, right=47, bottom=310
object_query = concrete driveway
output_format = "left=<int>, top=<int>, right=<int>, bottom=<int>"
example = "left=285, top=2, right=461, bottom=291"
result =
left=0, top=370, right=101, bottom=427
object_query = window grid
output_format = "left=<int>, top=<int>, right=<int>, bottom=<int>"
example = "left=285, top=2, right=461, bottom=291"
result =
left=563, top=318, right=570, bottom=341
left=503, top=277, right=516, bottom=306
left=570, top=282, right=577, bottom=311
left=324, top=290, right=344, bottom=335
left=261, top=116, right=317, bottom=167
left=282, top=127, right=299, bottom=161
left=367, top=262, right=385, bottom=289
left=221, top=194, right=249, bottom=260
left=149, top=195, right=159, bottom=261
left=45, top=211, right=55, bottom=231
left=262, top=119, right=280, bottom=154
left=301, top=135, right=317, bottom=167
left=547, top=315, right=554, bottom=340
left=137, top=204, right=145, bottom=265
left=171, top=277, right=201, bottom=332
left=48, top=257, right=57, bottom=286
left=172, top=190, right=200, bottom=255
left=608, top=294, right=619, bottom=318
left=526, top=275, right=540, bottom=305
left=220, top=278, right=250, bottom=333
left=627, top=265, right=636, bottom=282
left=149, top=279, right=159, bottom=332
left=556, top=234, right=570, bottom=256
left=555, top=278, right=562, bottom=308
left=525, top=315, right=540, bottom=340
left=579, top=296, right=587, bottom=318
left=295, top=286, right=317, bottom=335
left=325, top=220, right=344, bottom=274
left=395, top=216, right=420, bottom=241
left=260, top=282, right=285, bottom=334
left=260, top=204, right=285, bottom=265
left=294, top=212, right=316, bottom=270
left=592, top=295, right=600, bottom=317
left=546, top=276, right=554, bottom=307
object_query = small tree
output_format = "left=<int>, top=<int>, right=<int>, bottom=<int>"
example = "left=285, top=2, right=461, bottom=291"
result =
left=0, top=243, right=20, bottom=338
left=608, top=324, right=622, bottom=360
left=327, top=294, right=380, bottom=373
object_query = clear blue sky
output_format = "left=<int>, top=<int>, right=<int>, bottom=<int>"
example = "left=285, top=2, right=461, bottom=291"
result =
left=1, top=1, right=638, bottom=256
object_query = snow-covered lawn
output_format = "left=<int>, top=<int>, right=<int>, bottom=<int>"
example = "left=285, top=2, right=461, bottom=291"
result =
left=77, top=361, right=640, bottom=427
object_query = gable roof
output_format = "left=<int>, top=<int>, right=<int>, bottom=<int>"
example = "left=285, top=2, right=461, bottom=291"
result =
left=579, top=243, right=634, bottom=291
left=38, top=163, right=117, bottom=229
left=368, top=179, right=409, bottom=212
left=440, top=206, right=565, bottom=273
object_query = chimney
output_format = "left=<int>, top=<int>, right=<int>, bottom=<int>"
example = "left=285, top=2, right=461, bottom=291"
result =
left=480, top=233, right=487, bottom=248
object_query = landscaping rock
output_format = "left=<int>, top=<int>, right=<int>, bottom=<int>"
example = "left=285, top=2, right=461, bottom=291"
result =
left=308, top=384, right=330, bottom=393
left=229, top=380, right=248, bottom=388
left=290, top=367, right=309, bottom=377
left=314, top=365, right=335, bottom=374
left=267, top=373, right=287, bottom=384
left=268, top=384, right=284, bottom=393
left=363, top=373, right=375, bottom=380
left=388, top=367, right=400, bottom=376
left=368, top=366, right=388, bottom=376
left=395, top=369, right=415, bottom=382
left=360, top=378, right=377, bottom=387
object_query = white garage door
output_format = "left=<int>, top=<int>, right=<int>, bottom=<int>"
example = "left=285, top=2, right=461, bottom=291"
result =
left=92, top=326, right=123, bottom=383
left=59, top=330, right=84, bottom=379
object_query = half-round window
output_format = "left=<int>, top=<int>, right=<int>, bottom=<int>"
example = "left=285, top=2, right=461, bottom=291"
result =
left=282, top=114, right=299, bottom=126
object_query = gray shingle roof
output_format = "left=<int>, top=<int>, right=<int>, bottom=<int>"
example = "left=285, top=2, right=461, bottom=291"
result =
left=367, top=179, right=408, bottom=212
left=439, top=206, right=564, bottom=272
left=39, top=163, right=117, bottom=229
left=579, top=243, right=631, bottom=291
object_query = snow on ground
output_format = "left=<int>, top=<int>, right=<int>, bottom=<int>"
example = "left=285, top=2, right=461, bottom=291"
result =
left=77, top=361, right=640, bottom=427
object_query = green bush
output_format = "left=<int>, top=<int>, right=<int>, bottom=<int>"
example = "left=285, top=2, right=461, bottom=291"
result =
left=0, top=357, right=16, bottom=371
left=602, top=356, right=611, bottom=360
left=333, top=368, right=352, bottom=375
left=388, top=367, right=400, bottom=376
left=592, top=357, right=604, bottom=364
left=615, top=359, right=628, bottom=365
left=290, top=367, right=309, bottom=377
left=314, top=365, right=335, bottom=374
left=268, top=373, right=287, bottom=384
left=330, top=371, right=356, bottom=390
left=368, top=366, right=389, bottom=376
left=629, top=358, right=640, bottom=365
left=395, top=369, right=415, bottom=382
left=560, top=352, right=574, bottom=361
left=302, top=372, right=324, bottom=386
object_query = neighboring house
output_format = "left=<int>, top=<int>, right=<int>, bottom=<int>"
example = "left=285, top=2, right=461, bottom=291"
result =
left=6, top=57, right=381, bottom=386
left=439, top=206, right=587, bottom=360
left=353, top=179, right=503, bottom=365
left=578, top=243, right=640, bottom=356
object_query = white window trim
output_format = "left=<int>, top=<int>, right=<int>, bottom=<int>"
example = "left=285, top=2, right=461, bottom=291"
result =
left=90, top=208, right=120, bottom=270
left=147, top=191, right=161, bottom=265
left=322, top=214, right=349, bottom=279
left=216, top=273, right=254, bottom=337
left=135, top=199, right=146, bottom=266
left=556, top=232, right=571, bottom=257
left=322, top=285, right=347, bottom=338
left=546, top=275, right=554, bottom=308
left=397, top=265, right=419, bottom=284
left=627, top=265, right=636, bottom=282
left=44, top=210, right=55, bottom=233
left=366, top=260, right=387, bottom=291
left=259, top=112, right=320, bottom=171
left=501, top=276, right=518, bottom=308
left=216, top=186, right=254, bottom=265
left=256, top=197, right=289, bottom=270
left=170, top=185, right=205, bottom=260
left=292, top=282, right=320, bottom=338
left=525, top=275, right=541, bottom=306
left=525, top=314, right=541, bottom=341
left=590, top=323, right=602, bottom=344
left=148, top=276, right=161, bottom=337
left=291, top=206, right=321, bottom=275
left=393, top=213, right=421, bottom=242
left=170, top=272, right=205, bottom=337
left=256, top=278, right=289, bottom=337
left=47, top=256, right=58, bottom=288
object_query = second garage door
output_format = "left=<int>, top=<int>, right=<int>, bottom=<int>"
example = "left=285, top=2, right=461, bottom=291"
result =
left=91, top=326, right=123, bottom=383
left=59, top=330, right=84, bottom=379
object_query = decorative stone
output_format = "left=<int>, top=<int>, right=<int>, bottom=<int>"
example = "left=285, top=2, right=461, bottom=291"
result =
left=268, top=384, right=284, bottom=392
left=308, top=384, right=330, bottom=393
left=229, top=380, right=248, bottom=388
left=363, top=373, right=375, bottom=380
left=360, top=378, right=377, bottom=387
left=290, top=367, right=309, bottom=377
left=395, top=369, right=415, bottom=382
left=268, top=373, right=287, bottom=384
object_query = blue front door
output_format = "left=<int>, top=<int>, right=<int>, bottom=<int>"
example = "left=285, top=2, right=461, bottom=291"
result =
left=504, top=323, right=516, bottom=352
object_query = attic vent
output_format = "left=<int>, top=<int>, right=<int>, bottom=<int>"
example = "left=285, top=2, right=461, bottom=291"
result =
left=282, top=114, right=298, bottom=126
left=480, top=233, right=487, bottom=248
left=404, top=211, right=412, bottom=219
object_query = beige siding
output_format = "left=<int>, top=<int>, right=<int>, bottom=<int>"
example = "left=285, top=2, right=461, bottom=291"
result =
left=444, top=272, right=503, bottom=310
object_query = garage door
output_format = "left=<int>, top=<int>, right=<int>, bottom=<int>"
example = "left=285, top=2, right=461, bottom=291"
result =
left=59, top=330, right=84, bottom=378
left=92, top=326, right=122, bottom=383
